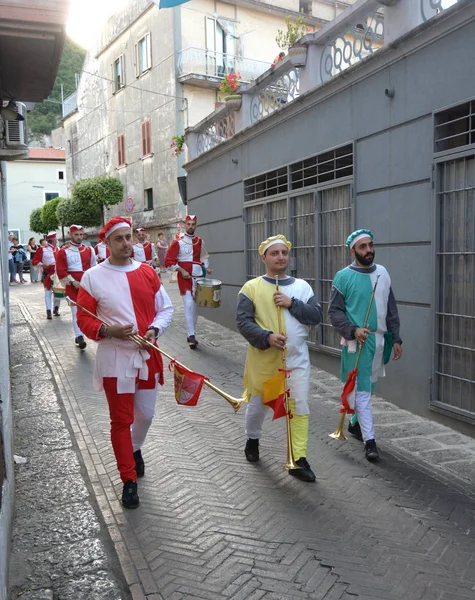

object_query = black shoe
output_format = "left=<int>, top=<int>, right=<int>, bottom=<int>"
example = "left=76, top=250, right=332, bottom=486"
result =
left=122, top=480, right=139, bottom=509
left=187, top=335, right=198, bottom=349
left=244, top=438, right=259, bottom=463
left=75, top=335, right=87, bottom=350
left=134, top=450, right=145, bottom=477
left=364, top=439, right=380, bottom=461
left=289, top=457, right=316, bottom=482
left=46, top=310, right=52, bottom=320
left=53, top=306, right=60, bottom=317
left=348, top=420, right=363, bottom=442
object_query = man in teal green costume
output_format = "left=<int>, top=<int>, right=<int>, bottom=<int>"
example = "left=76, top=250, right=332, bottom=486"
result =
left=328, top=230, right=403, bottom=461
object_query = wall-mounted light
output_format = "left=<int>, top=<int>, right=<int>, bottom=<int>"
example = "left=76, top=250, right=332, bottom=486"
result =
left=385, top=87, right=395, bottom=99
left=231, top=158, right=239, bottom=164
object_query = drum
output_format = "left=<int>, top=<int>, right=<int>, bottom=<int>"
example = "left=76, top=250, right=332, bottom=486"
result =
left=52, top=272, right=66, bottom=299
left=194, top=278, right=221, bottom=308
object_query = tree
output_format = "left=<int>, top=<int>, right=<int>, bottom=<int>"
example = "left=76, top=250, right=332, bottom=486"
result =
left=29, top=208, right=46, bottom=235
left=41, top=197, right=62, bottom=232
left=56, top=196, right=103, bottom=228
left=71, top=176, right=124, bottom=226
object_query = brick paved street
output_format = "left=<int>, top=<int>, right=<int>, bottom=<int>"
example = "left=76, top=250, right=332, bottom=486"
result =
left=8, top=282, right=475, bottom=600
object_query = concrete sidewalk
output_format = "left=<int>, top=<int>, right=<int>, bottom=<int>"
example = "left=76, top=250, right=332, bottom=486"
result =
left=7, top=280, right=475, bottom=600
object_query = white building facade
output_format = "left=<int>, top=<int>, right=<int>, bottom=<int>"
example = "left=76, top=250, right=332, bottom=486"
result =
left=6, top=148, right=67, bottom=243
left=61, top=0, right=356, bottom=238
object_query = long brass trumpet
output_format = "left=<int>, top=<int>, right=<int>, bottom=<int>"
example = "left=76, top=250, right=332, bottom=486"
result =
left=275, top=277, right=300, bottom=471
left=67, top=297, right=244, bottom=413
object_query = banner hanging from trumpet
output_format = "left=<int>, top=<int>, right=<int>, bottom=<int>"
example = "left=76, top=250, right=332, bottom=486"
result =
left=170, top=359, right=209, bottom=406
left=262, top=369, right=289, bottom=420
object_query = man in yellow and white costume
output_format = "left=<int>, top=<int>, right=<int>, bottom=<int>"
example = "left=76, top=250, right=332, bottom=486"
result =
left=236, top=235, right=323, bottom=482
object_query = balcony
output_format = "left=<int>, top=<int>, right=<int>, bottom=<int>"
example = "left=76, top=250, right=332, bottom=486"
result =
left=62, top=90, right=78, bottom=119
left=177, top=47, right=271, bottom=89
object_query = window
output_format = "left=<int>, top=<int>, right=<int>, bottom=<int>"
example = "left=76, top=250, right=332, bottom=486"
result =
left=112, top=55, right=125, bottom=93
left=299, top=0, right=312, bottom=16
left=205, top=17, right=236, bottom=77
left=117, top=134, right=126, bottom=167
left=145, top=188, right=153, bottom=211
left=434, top=99, right=475, bottom=153
left=44, top=192, right=59, bottom=202
left=58, top=170, right=65, bottom=180
left=136, top=33, right=151, bottom=76
left=141, top=119, right=152, bottom=156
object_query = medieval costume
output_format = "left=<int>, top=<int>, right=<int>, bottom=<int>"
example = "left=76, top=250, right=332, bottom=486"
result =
left=132, top=228, right=157, bottom=266
left=56, top=224, right=97, bottom=349
left=77, top=217, right=174, bottom=508
left=328, top=229, right=402, bottom=460
left=164, top=215, right=209, bottom=349
left=237, top=235, right=323, bottom=482
left=31, top=231, right=61, bottom=319
left=94, top=239, right=110, bottom=263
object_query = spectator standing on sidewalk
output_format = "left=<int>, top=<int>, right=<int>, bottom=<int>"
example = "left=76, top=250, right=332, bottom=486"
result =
left=56, top=224, right=97, bottom=350
left=32, top=231, right=61, bottom=319
left=8, top=233, right=16, bottom=284
left=77, top=217, right=174, bottom=509
left=10, top=237, right=28, bottom=283
left=328, top=229, right=403, bottom=462
left=155, top=232, right=168, bottom=273
left=27, top=237, right=40, bottom=282
left=237, top=234, right=323, bottom=482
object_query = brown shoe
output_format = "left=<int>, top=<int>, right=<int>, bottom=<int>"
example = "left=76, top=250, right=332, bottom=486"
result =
left=187, top=335, right=198, bottom=349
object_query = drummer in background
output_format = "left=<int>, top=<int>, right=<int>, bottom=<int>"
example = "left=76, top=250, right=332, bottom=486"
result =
left=165, top=215, right=211, bottom=349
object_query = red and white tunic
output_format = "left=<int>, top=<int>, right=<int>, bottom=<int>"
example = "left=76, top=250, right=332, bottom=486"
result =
left=56, top=243, right=97, bottom=302
left=32, top=244, right=59, bottom=290
left=165, top=234, right=209, bottom=295
left=94, top=241, right=110, bottom=263
left=77, top=260, right=174, bottom=394
left=132, top=241, right=156, bottom=265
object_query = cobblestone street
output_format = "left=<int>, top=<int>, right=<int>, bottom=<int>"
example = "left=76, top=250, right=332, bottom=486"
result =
left=8, top=282, right=475, bottom=600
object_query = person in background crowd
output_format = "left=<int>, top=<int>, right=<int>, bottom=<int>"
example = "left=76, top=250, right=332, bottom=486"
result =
left=82, top=232, right=92, bottom=247
left=155, top=232, right=168, bottom=273
left=32, top=231, right=61, bottom=319
left=56, top=224, right=97, bottom=350
left=28, top=237, right=40, bottom=282
left=271, top=51, right=285, bottom=66
left=94, top=235, right=111, bottom=263
left=40, top=239, right=47, bottom=247
left=8, top=233, right=16, bottom=285
left=10, top=237, right=28, bottom=284
left=132, top=227, right=158, bottom=267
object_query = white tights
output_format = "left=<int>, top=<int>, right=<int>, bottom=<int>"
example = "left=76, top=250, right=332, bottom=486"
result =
left=182, top=290, right=198, bottom=337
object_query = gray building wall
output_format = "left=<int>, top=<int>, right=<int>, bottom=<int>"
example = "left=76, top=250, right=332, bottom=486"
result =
left=185, top=9, right=475, bottom=435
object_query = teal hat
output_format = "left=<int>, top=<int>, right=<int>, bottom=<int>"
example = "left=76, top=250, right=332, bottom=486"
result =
left=346, top=229, right=373, bottom=249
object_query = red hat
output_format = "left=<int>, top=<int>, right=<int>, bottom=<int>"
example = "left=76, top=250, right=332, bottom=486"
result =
left=69, top=224, right=83, bottom=233
left=184, top=215, right=197, bottom=223
left=46, top=231, right=57, bottom=239
left=99, top=217, right=132, bottom=239
left=136, top=227, right=145, bottom=232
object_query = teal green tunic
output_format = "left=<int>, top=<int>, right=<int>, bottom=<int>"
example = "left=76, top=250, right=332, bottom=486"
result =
left=332, top=265, right=391, bottom=392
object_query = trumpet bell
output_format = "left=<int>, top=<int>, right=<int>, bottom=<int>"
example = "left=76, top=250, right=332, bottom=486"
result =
left=226, top=396, right=245, bottom=414
left=283, top=457, right=300, bottom=471
left=328, top=410, right=347, bottom=441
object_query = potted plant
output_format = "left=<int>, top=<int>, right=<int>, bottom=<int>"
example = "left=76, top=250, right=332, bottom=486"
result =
left=171, top=134, right=185, bottom=157
left=219, top=73, right=242, bottom=109
left=275, top=15, right=309, bottom=67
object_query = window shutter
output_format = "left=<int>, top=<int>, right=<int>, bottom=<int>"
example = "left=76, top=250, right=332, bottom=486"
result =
left=147, top=33, right=152, bottom=70
left=121, top=135, right=126, bottom=164
left=118, top=136, right=122, bottom=166
left=146, top=120, right=151, bottom=155
left=141, top=122, right=146, bottom=156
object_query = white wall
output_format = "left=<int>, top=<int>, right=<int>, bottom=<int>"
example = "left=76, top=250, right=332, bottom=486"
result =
left=6, top=160, right=67, bottom=243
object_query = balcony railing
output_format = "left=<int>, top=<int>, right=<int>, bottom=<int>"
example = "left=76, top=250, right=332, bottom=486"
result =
left=177, top=47, right=271, bottom=85
left=62, top=90, right=78, bottom=119
left=186, top=0, right=466, bottom=162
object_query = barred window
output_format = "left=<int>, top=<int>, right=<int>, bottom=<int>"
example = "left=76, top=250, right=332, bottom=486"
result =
left=245, top=204, right=266, bottom=279
left=244, top=168, right=288, bottom=202
left=435, top=99, right=475, bottom=153
left=291, top=144, right=353, bottom=189
left=318, top=184, right=352, bottom=350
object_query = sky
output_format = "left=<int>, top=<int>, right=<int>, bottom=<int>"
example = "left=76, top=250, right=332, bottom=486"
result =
left=67, top=0, right=127, bottom=49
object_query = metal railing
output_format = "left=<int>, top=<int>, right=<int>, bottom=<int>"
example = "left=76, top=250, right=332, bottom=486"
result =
left=249, top=66, right=299, bottom=124
left=197, top=111, right=236, bottom=155
left=62, top=91, right=78, bottom=119
left=177, top=47, right=271, bottom=83
left=421, top=0, right=459, bottom=22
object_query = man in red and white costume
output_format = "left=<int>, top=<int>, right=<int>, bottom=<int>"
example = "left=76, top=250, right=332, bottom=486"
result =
left=94, top=235, right=110, bottom=263
left=132, top=227, right=157, bottom=267
left=32, top=231, right=61, bottom=320
left=77, top=217, right=173, bottom=509
left=56, top=224, right=97, bottom=350
left=165, top=215, right=210, bottom=349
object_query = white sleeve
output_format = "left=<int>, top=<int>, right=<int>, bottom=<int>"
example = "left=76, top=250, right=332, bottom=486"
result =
left=151, top=284, right=174, bottom=336
left=201, top=240, right=210, bottom=269
left=90, top=249, right=97, bottom=267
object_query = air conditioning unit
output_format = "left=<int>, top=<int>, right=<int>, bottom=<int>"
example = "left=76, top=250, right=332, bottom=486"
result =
left=5, top=102, right=27, bottom=147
